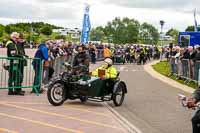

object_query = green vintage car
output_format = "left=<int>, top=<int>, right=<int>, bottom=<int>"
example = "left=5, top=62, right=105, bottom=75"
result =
left=47, top=64, right=127, bottom=107
left=114, top=53, right=126, bottom=64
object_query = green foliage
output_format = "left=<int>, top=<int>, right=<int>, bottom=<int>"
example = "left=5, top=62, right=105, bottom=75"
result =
left=0, top=28, right=4, bottom=37
left=90, top=17, right=159, bottom=44
left=140, top=22, right=159, bottom=44
left=8, top=22, right=62, bottom=33
left=4, top=22, right=61, bottom=35
left=37, top=34, right=49, bottom=43
left=0, top=22, right=64, bottom=43
left=90, top=27, right=105, bottom=41
left=55, top=34, right=66, bottom=40
left=66, top=34, right=72, bottom=41
left=166, top=28, right=179, bottom=43
left=105, top=17, right=140, bottom=44
left=5, top=25, right=13, bottom=34
left=185, top=26, right=200, bottom=32
left=157, top=40, right=172, bottom=46
left=25, top=33, right=39, bottom=43
left=40, top=26, right=52, bottom=36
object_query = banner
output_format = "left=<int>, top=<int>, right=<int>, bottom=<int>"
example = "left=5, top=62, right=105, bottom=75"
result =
left=194, top=8, right=198, bottom=32
left=81, top=5, right=91, bottom=44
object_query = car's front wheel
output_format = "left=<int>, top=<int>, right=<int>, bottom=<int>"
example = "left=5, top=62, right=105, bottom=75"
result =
left=47, top=81, right=66, bottom=106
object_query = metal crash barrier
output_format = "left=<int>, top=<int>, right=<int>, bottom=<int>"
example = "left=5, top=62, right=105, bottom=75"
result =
left=48, top=49, right=104, bottom=78
left=96, top=49, right=104, bottom=61
left=0, top=57, right=43, bottom=95
left=48, top=56, right=68, bottom=78
left=170, top=59, right=200, bottom=86
left=181, top=59, right=192, bottom=83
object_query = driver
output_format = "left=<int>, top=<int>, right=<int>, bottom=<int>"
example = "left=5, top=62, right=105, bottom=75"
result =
left=92, top=58, right=117, bottom=79
left=72, top=45, right=90, bottom=75
left=186, top=87, right=200, bottom=133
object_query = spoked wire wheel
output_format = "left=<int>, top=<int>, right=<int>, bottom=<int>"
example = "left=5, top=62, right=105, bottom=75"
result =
left=47, top=81, right=66, bottom=106
left=113, top=83, right=125, bottom=106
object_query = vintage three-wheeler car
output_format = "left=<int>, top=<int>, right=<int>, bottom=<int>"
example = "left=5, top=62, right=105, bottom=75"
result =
left=113, top=50, right=126, bottom=64
left=47, top=63, right=127, bottom=107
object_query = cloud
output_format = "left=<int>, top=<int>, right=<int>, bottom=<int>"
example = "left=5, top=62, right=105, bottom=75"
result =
left=0, top=0, right=198, bottom=31
left=36, top=0, right=67, bottom=3
left=0, top=1, right=38, bottom=19
left=103, top=0, right=199, bottom=10
left=0, top=0, right=80, bottom=20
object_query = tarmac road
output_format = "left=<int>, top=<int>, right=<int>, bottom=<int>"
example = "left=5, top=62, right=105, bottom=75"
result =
left=110, top=63, right=194, bottom=133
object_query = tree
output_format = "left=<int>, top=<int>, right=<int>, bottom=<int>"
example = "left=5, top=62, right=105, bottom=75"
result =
left=4, top=25, right=22, bottom=34
left=25, top=33, right=39, bottom=43
left=5, top=25, right=13, bottom=34
left=103, top=17, right=140, bottom=44
left=140, top=22, right=159, bottom=44
left=185, top=26, right=200, bottom=32
left=166, top=28, right=179, bottom=43
left=0, top=28, right=3, bottom=38
left=90, top=27, right=105, bottom=41
left=40, top=26, right=52, bottom=36
left=55, top=35, right=66, bottom=40
left=0, top=25, right=4, bottom=38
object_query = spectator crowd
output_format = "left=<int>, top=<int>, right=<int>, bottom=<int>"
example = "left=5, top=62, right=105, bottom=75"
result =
left=162, top=44, right=200, bottom=83
left=1, top=31, right=163, bottom=96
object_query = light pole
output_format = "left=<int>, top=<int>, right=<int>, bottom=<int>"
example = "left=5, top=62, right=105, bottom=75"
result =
left=160, top=20, right=165, bottom=46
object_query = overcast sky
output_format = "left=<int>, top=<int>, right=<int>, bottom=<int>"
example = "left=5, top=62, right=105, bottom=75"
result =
left=0, top=0, right=199, bottom=32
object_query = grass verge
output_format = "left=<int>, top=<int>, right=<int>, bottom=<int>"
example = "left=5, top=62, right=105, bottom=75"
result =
left=152, top=61, right=198, bottom=89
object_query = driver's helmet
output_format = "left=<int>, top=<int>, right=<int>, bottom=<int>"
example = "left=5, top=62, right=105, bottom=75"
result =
left=104, top=58, right=113, bottom=65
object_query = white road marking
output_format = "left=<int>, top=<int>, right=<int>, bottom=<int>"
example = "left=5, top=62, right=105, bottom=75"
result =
left=103, top=103, right=143, bottom=133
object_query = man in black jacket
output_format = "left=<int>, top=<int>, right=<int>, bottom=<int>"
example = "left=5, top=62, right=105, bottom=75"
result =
left=73, top=45, right=90, bottom=75
left=6, top=32, right=25, bottom=96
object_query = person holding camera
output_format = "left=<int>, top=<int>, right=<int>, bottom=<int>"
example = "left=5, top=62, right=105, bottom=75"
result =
left=186, top=87, right=200, bottom=133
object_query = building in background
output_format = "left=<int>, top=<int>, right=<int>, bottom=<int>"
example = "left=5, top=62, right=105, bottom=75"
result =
left=53, top=28, right=81, bottom=39
left=160, top=35, right=174, bottom=41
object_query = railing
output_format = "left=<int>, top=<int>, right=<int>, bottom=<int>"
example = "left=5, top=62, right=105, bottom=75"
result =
left=0, top=57, right=43, bottom=95
left=96, top=49, right=104, bottom=61
left=170, top=58, right=200, bottom=85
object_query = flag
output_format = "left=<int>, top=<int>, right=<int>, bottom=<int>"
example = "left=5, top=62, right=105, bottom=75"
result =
left=194, top=8, right=198, bottom=32
left=81, top=5, right=91, bottom=44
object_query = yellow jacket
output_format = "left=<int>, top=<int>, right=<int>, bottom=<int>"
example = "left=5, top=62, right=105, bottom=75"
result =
left=92, top=65, right=117, bottom=79
left=110, top=49, right=115, bottom=57
left=130, top=49, right=134, bottom=56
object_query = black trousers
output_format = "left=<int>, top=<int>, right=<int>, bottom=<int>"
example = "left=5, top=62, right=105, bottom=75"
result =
left=192, top=110, right=200, bottom=133
left=139, top=55, right=146, bottom=65
left=8, top=65, right=23, bottom=93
